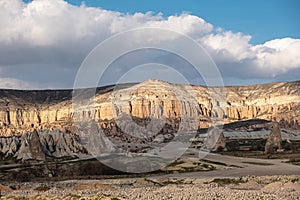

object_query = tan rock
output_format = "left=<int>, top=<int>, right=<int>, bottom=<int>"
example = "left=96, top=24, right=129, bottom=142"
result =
left=265, top=122, right=282, bottom=154
left=0, top=79, right=299, bottom=137
left=73, top=183, right=114, bottom=191
left=282, top=182, right=300, bottom=192
left=0, top=184, right=13, bottom=193
left=262, top=181, right=283, bottom=193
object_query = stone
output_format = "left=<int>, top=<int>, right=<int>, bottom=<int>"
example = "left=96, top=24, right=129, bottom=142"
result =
left=29, top=129, right=46, bottom=161
left=0, top=79, right=299, bottom=137
left=265, top=122, right=282, bottom=154
left=0, top=79, right=299, bottom=160
left=0, top=184, right=13, bottom=193
left=153, top=134, right=165, bottom=143
left=2, top=129, right=88, bottom=161
left=204, top=127, right=226, bottom=151
left=86, top=121, right=116, bottom=156
left=262, top=181, right=283, bottom=193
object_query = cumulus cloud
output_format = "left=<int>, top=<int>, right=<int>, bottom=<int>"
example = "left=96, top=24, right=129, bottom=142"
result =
left=253, top=38, right=300, bottom=74
left=201, top=31, right=300, bottom=78
left=200, top=31, right=254, bottom=62
left=0, top=0, right=299, bottom=89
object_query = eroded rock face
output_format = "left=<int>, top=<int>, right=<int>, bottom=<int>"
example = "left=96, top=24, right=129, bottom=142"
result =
left=0, top=130, right=87, bottom=161
left=0, top=79, right=299, bottom=136
left=265, top=122, right=282, bottom=154
left=29, top=129, right=45, bottom=161
left=86, top=121, right=116, bottom=156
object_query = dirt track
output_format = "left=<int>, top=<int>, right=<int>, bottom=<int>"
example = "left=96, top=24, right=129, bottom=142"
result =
left=158, top=152, right=300, bottom=179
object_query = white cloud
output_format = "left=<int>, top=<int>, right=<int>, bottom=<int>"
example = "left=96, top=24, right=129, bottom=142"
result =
left=147, top=14, right=213, bottom=36
left=0, top=0, right=299, bottom=89
left=254, top=38, right=300, bottom=74
left=0, top=1, right=212, bottom=46
left=200, top=31, right=254, bottom=61
left=0, top=78, right=37, bottom=89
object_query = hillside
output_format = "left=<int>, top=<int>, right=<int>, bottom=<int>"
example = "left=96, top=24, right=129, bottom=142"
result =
left=0, top=79, right=299, bottom=136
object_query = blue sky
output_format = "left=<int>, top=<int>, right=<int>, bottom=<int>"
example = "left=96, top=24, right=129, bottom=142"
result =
left=0, top=0, right=299, bottom=89
left=55, top=0, right=300, bottom=44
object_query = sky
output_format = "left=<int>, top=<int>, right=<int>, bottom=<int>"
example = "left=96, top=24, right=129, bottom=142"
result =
left=63, top=0, right=300, bottom=45
left=0, top=0, right=300, bottom=89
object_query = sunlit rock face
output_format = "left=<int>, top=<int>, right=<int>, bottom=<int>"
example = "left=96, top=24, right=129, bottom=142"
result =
left=0, top=79, right=299, bottom=136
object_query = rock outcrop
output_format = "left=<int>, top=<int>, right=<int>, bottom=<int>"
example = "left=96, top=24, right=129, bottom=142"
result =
left=265, top=122, right=282, bottom=154
left=0, top=79, right=299, bottom=137
left=0, top=130, right=88, bottom=161
left=0, top=76, right=299, bottom=161
left=204, top=127, right=226, bottom=151
left=28, top=129, right=46, bottom=161
left=86, top=121, right=116, bottom=156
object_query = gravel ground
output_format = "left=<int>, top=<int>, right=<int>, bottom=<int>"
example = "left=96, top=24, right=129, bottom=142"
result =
left=1, top=175, right=300, bottom=199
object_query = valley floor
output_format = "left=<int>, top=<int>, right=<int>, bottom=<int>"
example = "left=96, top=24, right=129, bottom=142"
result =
left=1, top=152, right=300, bottom=200
left=1, top=175, right=300, bottom=199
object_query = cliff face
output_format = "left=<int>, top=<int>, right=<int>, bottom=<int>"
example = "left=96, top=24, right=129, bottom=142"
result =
left=0, top=79, right=299, bottom=136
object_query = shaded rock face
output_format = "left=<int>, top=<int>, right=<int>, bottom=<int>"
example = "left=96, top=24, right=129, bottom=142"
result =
left=265, top=123, right=282, bottom=154
left=0, top=130, right=87, bottom=161
left=86, top=121, right=116, bottom=156
left=28, top=129, right=45, bottom=161
left=0, top=79, right=299, bottom=137
left=204, top=127, right=226, bottom=151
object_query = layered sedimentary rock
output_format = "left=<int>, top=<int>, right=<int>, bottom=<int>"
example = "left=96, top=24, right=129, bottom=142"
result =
left=0, top=79, right=299, bottom=137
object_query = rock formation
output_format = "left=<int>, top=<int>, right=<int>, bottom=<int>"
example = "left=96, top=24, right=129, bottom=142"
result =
left=265, top=122, right=282, bottom=154
left=28, top=129, right=46, bottom=161
left=0, top=79, right=299, bottom=137
left=0, top=79, right=299, bottom=160
left=203, top=127, right=226, bottom=151
left=86, top=121, right=116, bottom=156
left=0, top=130, right=87, bottom=161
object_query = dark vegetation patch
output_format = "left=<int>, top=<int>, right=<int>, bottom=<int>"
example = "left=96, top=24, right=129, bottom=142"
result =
left=0, top=158, right=126, bottom=182
left=210, top=177, right=248, bottom=186
left=34, top=186, right=51, bottom=192
left=242, top=161, right=273, bottom=166
left=226, top=139, right=266, bottom=151
left=201, top=159, right=227, bottom=166
left=286, top=157, right=300, bottom=166
left=282, top=140, right=300, bottom=152
left=222, top=119, right=270, bottom=130
left=201, top=159, right=241, bottom=168
left=198, top=119, right=270, bottom=134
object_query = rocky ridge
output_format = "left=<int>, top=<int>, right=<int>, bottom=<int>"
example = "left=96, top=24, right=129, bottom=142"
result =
left=0, top=79, right=299, bottom=137
left=0, top=129, right=87, bottom=161
left=0, top=79, right=299, bottom=161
